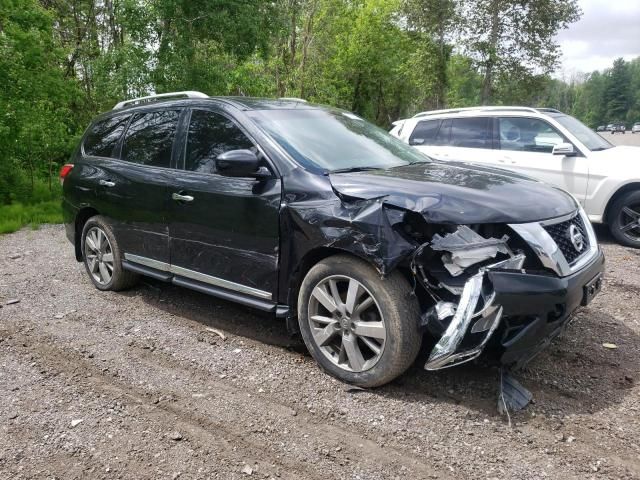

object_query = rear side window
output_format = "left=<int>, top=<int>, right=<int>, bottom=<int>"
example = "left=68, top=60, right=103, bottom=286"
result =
left=409, top=119, right=440, bottom=145
left=185, top=110, right=254, bottom=173
left=83, top=115, right=130, bottom=158
left=121, top=110, right=180, bottom=168
left=434, top=119, right=451, bottom=145
left=450, top=117, right=492, bottom=149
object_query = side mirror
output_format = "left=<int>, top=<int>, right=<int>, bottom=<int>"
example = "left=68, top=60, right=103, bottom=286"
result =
left=552, top=143, right=576, bottom=157
left=216, top=149, right=268, bottom=178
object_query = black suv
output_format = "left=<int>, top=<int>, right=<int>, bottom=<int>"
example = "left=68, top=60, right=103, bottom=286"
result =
left=62, top=92, right=604, bottom=387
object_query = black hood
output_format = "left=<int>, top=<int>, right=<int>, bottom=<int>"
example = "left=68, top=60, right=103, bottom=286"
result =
left=329, top=161, right=577, bottom=224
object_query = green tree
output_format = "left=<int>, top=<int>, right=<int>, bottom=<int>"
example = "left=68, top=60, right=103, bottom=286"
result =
left=605, top=58, right=632, bottom=122
left=462, top=0, right=581, bottom=104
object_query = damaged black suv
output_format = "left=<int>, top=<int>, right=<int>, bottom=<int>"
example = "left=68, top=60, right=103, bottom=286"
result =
left=62, top=92, right=604, bottom=387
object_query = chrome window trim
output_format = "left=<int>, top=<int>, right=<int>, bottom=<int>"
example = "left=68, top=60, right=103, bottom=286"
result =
left=538, top=210, right=580, bottom=226
left=509, top=207, right=599, bottom=277
left=124, top=253, right=272, bottom=300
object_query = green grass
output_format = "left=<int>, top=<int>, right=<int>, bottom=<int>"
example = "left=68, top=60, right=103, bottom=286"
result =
left=0, top=199, right=63, bottom=234
left=0, top=177, right=63, bottom=234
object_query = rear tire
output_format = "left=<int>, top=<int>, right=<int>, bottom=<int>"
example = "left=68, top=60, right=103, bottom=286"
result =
left=609, top=191, right=640, bottom=248
left=81, top=216, right=138, bottom=291
left=297, top=255, right=421, bottom=387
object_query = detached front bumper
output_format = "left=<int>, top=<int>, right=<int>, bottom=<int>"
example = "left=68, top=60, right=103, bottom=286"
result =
left=425, top=248, right=605, bottom=370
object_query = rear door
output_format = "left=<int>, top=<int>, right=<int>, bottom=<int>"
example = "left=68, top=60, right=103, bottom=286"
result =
left=445, top=116, right=496, bottom=165
left=89, top=108, right=182, bottom=264
left=167, top=107, right=282, bottom=299
left=496, top=116, right=589, bottom=203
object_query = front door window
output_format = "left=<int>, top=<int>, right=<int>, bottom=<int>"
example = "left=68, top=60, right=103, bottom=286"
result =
left=498, top=117, right=566, bottom=153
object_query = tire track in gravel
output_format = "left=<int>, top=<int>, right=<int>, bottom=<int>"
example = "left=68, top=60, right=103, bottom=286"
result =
left=1, top=324, right=453, bottom=480
left=0, top=328, right=323, bottom=480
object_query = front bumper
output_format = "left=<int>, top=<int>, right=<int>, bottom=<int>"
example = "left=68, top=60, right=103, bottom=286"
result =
left=492, top=248, right=604, bottom=368
left=425, top=248, right=605, bottom=370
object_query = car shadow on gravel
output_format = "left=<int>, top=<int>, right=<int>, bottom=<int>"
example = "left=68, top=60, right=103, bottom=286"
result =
left=121, top=275, right=638, bottom=419
left=120, top=278, right=307, bottom=353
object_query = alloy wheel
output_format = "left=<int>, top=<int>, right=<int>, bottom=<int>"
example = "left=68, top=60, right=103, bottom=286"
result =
left=84, top=226, right=115, bottom=285
left=307, top=275, right=386, bottom=372
left=619, top=204, right=640, bottom=242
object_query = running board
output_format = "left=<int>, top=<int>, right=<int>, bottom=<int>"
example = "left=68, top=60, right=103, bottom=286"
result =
left=122, top=260, right=173, bottom=281
left=122, top=260, right=289, bottom=316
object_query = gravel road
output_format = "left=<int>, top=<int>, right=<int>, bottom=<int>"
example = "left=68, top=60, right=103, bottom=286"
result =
left=601, top=131, right=640, bottom=147
left=1, top=225, right=639, bottom=479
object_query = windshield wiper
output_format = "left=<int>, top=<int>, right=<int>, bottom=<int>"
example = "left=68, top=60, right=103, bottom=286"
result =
left=329, top=166, right=382, bottom=174
left=591, top=146, right=612, bottom=151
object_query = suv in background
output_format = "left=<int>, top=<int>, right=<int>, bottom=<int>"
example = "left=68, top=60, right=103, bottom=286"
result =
left=632, top=122, right=640, bottom=134
left=61, top=92, right=604, bottom=387
left=391, top=107, right=640, bottom=248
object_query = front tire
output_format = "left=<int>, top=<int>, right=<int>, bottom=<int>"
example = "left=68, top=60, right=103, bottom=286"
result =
left=81, top=216, right=138, bottom=291
left=609, top=191, right=640, bottom=248
left=297, top=255, right=421, bottom=387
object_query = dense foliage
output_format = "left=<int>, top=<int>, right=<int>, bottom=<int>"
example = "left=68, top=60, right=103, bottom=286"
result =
left=0, top=0, right=638, bottom=232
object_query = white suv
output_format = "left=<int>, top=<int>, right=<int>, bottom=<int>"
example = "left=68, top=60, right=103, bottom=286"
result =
left=391, top=107, right=640, bottom=248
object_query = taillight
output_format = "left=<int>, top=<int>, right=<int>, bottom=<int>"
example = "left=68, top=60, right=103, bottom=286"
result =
left=59, top=164, right=74, bottom=185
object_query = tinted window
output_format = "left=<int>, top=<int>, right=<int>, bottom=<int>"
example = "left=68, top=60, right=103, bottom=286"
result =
left=498, top=117, right=564, bottom=153
left=434, top=119, right=451, bottom=145
left=185, top=110, right=254, bottom=173
left=409, top=120, right=440, bottom=145
left=121, top=110, right=180, bottom=167
left=450, top=117, right=491, bottom=149
left=84, top=115, right=130, bottom=158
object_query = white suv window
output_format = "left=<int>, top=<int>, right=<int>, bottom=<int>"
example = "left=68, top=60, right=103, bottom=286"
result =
left=498, top=117, right=564, bottom=153
left=408, top=119, right=440, bottom=145
left=450, top=117, right=492, bottom=149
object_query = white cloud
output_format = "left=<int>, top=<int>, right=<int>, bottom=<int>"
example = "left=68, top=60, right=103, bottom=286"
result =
left=554, top=0, right=640, bottom=77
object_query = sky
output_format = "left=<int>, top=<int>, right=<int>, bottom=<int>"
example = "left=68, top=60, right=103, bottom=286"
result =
left=554, top=0, right=640, bottom=78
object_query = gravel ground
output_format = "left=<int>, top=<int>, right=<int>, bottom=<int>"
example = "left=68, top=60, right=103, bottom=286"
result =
left=600, top=131, right=640, bottom=147
left=0, top=225, right=639, bottom=479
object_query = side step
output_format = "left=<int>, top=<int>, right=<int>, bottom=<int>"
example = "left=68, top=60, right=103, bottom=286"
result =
left=122, top=260, right=289, bottom=316
left=122, top=260, right=172, bottom=281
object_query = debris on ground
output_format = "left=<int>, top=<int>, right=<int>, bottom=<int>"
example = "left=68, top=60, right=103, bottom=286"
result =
left=205, top=327, right=227, bottom=340
left=498, top=370, right=533, bottom=416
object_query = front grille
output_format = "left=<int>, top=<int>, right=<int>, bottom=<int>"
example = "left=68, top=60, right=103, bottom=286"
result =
left=543, top=214, right=590, bottom=265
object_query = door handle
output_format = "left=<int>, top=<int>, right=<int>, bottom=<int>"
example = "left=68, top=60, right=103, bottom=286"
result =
left=172, top=192, right=194, bottom=202
left=99, top=179, right=115, bottom=187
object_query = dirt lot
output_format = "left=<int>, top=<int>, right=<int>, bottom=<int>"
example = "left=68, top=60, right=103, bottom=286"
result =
left=0, top=225, right=639, bottom=480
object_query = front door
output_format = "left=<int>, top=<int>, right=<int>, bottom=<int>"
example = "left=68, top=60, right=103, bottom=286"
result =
left=167, top=108, right=282, bottom=299
left=495, top=116, right=589, bottom=205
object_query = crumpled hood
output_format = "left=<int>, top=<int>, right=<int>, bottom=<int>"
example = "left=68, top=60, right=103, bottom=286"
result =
left=329, top=161, right=577, bottom=224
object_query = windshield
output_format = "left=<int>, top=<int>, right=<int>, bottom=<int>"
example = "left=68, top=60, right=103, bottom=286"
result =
left=552, top=114, right=613, bottom=151
left=248, top=109, right=429, bottom=171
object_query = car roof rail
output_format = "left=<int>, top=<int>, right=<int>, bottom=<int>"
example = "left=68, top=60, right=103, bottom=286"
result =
left=278, top=97, right=307, bottom=103
left=113, top=91, right=209, bottom=110
left=535, top=107, right=562, bottom=114
left=412, top=106, right=554, bottom=118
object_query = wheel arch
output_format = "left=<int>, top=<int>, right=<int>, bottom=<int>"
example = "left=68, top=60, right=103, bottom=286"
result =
left=74, top=207, right=100, bottom=261
left=603, top=182, right=640, bottom=224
